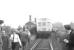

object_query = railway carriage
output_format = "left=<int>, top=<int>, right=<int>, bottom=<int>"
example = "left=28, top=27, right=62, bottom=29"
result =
left=36, top=18, right=53, bottom=38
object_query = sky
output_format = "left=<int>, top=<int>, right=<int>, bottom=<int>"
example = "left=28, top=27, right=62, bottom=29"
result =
left=0, top=0, right=74, bottom=28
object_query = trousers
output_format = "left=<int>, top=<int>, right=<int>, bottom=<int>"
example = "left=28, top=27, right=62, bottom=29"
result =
left=12, top=42, right=20, bottom=50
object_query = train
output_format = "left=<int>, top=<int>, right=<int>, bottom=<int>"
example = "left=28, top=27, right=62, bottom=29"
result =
left=36, top=18, right=53, bottom=38
left=36, top=18, right=52, bottom=32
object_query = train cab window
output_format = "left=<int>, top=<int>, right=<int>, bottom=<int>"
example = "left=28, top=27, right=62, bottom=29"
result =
left=38, top=22, right=41, bottom=26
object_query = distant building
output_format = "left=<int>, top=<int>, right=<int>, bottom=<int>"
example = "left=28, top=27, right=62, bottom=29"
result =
left=23, top=15, right=36, bottom=30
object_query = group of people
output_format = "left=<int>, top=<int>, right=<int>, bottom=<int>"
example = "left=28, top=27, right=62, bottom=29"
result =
left=1, top=25, right=74, bottom=50
left=0, top=28, right=31, bottom=50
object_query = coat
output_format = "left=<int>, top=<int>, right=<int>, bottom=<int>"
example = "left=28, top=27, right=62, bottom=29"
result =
left=68, top=30, right=74, bottom=46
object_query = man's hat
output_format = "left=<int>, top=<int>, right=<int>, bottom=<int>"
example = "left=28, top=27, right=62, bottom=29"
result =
left=64, top=25, right=71, bottom=30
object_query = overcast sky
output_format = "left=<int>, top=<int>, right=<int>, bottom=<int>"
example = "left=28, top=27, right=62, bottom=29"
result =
left=0, top=0, right=74, bottom=28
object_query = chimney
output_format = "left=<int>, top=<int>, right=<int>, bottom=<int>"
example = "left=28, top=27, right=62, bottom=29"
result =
left=35, top=18, right=36, bottom=23
left=29, top=15, right=31, bottom=22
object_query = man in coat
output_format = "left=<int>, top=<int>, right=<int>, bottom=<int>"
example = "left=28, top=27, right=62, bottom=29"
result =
left=1, top=31, right=9, bottom=50
left=64, top=25, right=74, bottom=50
left=0, top=32, right=2, bottom=50
left=20, top=29, right=31, bottom=50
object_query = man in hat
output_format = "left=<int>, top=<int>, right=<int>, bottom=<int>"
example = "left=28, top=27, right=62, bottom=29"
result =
left=64, top=25, right=74, bottom=50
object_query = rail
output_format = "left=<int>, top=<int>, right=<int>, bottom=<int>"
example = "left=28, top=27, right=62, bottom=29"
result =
left=30, top=39, right=42, bottom=50
left=31, top=39, right=53, bottom=50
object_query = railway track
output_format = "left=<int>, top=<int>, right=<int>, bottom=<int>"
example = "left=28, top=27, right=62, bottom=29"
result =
left=30, top=39, right=42, bottom=50
left=25, top=39, right=42, bottom=50
left=30, top=39, right=52, bottom=50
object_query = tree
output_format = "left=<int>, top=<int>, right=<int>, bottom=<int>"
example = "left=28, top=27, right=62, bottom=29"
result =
left=53, top=22, right=65, bottom=31
left=17, top=25, right=23, bottom=32
left=52, top=22, right=67, bottom=37
left=2, top=25, right=11, bottom=34
left=0, top=20, right=4, bottom=25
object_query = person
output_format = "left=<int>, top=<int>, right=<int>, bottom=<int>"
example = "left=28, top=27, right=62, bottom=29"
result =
left=9, top=30, right=22, bottom=50
left=0, top=31, right=2, bottom=50
left=20, top=32, right=28, bottom=50
left=67, top=29, right=74, bottom=50
left=25, top=29, right=31, bottom=43
left=25, top=29, right=31, bottom=37
left=1, top=31, right=9, bottom=50
left=20, top=29, right=31, bottom=50
left=64, top=25, right=74, bottom=50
